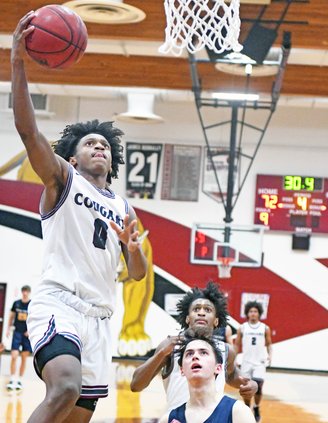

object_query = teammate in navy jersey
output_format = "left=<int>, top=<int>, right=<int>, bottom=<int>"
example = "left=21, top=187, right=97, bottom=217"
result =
left=6, top=285, right=32, bottom=391
left=12, top=12, right=147, bottom=423
left=235, top=301, right=272, bottom=422
left=160, top=330, right=255, bottom=423
left=131, top=282, right=257, bottom=411
left=215, top=324, right=234, bottom=348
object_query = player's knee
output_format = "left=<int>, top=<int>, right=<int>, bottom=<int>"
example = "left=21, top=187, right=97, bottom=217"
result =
left=46, top=380, right=81, bottom=408
left=11, top=351, right=19, bottom=359
left=254, top=379, right=264, bottom=395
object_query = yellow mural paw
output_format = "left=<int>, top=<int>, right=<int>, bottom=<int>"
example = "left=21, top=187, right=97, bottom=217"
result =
left=118, top=337, right=152, bottom=357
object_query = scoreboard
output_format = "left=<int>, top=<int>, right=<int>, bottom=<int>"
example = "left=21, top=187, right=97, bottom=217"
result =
left=254, top=174, right=328, bottom=233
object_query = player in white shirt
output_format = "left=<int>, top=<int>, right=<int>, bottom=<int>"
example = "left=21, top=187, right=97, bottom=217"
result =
left=235, top=301, right=273, bottom=422
left=131, top=282, right=258, bottom=412
left=11, top=12, right=147, bottom=423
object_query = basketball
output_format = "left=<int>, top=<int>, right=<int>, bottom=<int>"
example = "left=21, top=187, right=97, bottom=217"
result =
left=25, top=4, right=88, bottom=69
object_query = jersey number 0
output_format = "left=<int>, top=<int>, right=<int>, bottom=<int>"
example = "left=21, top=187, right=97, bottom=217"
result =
left=93, top=218, right=108, bottom=249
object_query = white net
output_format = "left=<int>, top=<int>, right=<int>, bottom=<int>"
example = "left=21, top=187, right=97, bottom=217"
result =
left=159, top=0, right=242, bottom=57
left=217, top=257, right=233, bottom=278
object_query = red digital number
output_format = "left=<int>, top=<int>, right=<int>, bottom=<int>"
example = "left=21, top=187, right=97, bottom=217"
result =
left=195, top=231, right=206, bottom=244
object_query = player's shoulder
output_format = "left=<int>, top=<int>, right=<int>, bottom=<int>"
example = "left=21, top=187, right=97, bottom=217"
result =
left=212, top=335, right=227, bottom=351
left=239, top=321, right=247, bottom=331
left=232, top=399, right=256, bottom=422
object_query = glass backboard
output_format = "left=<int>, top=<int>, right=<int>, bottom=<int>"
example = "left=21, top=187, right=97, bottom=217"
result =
left=190, top=223, right=265, bottom=268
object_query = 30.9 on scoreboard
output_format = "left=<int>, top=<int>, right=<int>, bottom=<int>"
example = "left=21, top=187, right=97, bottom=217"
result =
left=254, top=174, right=328, bottom=233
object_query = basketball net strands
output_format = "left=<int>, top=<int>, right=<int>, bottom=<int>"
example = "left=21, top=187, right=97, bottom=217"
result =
left=217, top=256, right=233, bottom=278
left=159, top=0, right=242, bottom=56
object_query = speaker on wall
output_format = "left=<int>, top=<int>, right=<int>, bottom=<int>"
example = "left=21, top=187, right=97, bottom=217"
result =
left=292, top=233, right=310, bottom=251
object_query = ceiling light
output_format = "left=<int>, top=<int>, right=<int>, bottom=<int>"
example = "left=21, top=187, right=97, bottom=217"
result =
left=245, top=64, right=253, bottom=75
left=115, top=93, right=164, bottom=124
left=214, top=49, right=282, bottom=77
left=63, top=0, right=146, bottom=24
left=212, top=93, right=259, bottom=101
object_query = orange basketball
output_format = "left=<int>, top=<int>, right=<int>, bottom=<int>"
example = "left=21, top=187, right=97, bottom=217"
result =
left=25, top=4, right=88, bottom=69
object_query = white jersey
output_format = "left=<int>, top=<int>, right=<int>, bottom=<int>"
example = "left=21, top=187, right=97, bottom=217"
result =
left=163, top=336, right=228, bottom=411
left=37, top=165, right=128, bottom=312
left=241, top=321, right=267, bottom=365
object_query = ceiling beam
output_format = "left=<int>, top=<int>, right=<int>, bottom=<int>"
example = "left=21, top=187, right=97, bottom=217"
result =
left=1, top=49, right=327, bottom=97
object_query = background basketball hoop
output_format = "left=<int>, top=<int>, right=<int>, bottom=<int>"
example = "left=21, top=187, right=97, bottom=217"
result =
left=217, top=256, right=233, bottom=279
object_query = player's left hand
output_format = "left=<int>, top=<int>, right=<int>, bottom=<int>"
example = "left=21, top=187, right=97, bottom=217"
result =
left=238, top=376, right=258, bottom=401
left=12, top=11, right=36, bottom=62
left=110, top=215, right=140, bottom=253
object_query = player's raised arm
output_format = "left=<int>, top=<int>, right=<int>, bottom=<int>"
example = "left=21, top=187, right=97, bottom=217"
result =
left=11, top=11, right=67, bottom=189
left=130, top=335, right=180, bottom=392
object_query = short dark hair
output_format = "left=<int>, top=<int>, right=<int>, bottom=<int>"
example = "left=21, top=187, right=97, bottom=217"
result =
left=21, top=285, right=31, bottom=292
left=176, top=282, right=228, bottom=329
left=54, top=119, right=124, bottom=184
left=177, top=327, right=223, bottom=367
left=244, top=301, right=263, bottom=318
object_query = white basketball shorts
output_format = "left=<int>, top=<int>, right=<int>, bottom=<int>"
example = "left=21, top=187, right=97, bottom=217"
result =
left=27, top=290, right=113, bottom=399
left=240, top=360, right=266, bottom=381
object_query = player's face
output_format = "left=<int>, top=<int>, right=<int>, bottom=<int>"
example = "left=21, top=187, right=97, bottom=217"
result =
left=21, top=290, right=30, bottom=301
left=71, top=133, right=112, bottom=176
left=186, top=299, right=218, bottom=331
left=247, top=307, right=260, bottom=323
left=181, top=339, right=221, bottom=381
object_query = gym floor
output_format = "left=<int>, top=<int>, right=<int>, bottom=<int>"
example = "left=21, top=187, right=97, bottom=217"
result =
left=0, top=354, right=327, bottom=423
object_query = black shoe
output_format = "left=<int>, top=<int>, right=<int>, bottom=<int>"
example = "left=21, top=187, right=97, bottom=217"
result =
left=253, top=406, right=261, bottom=422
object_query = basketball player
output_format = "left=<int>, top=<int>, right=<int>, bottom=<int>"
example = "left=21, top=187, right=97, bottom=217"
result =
left=11, top=12, right=147, bottom=423
left=235, top=301, right=272, bottom=422
left=215, top=324, right=234, bottom=348
left=131, top=282, right=258, bottom=411
left=6, top=285, right=32, bottom=390
left=160, top=330, right=255, bottom=423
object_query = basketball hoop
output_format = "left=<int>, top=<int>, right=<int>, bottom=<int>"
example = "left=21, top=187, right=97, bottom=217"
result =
left=217, top=257, right=233, bottom=279
left=159, top=0, right=242, bottom=57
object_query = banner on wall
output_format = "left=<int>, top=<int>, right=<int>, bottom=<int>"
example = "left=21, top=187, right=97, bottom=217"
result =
left=126, top=142, right=162, bottom=199
left=202, top=147, right=240, bottom=202
left=240, top=292, right=270, bottom=320
left=161, top=144, right=202, bottom=201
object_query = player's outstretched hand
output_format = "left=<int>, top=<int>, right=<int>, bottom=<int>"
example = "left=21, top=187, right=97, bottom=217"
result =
left=12, top=11, right=36, bottom=62
left=157, top=334, right=183, bottom=357
left=110, top=215, right=140, bottom=253
left=238, top=376, right=258, bottom=401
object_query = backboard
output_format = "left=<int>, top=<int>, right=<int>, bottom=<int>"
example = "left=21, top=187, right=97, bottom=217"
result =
left=190, top=223, right=265, bottom=268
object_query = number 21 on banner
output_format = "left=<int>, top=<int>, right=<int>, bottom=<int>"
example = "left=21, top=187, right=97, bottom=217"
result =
left=128, top=152, right=159, bottom=183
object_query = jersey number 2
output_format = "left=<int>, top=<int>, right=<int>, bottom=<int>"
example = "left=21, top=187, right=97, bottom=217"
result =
left=251, top=337, right=257, bottom=346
